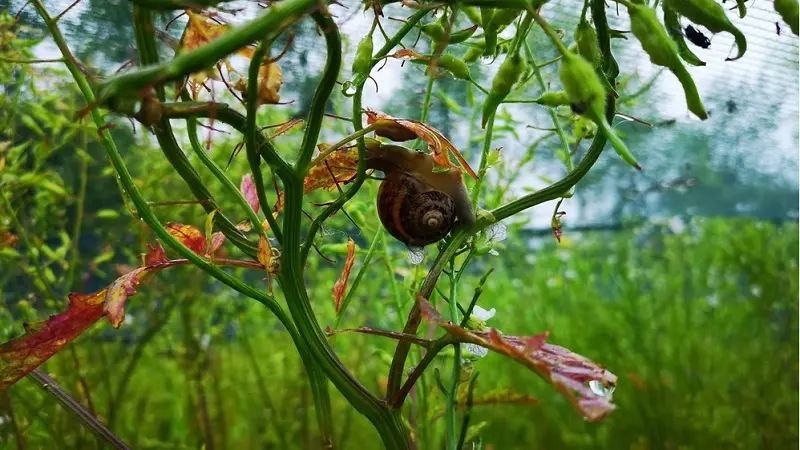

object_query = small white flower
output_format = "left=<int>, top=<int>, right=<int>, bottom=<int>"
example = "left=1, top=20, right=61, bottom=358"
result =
left=199, top=333, right=211, bottom=350
left=472, top=305, right=496, bottom=321
left=464, top=305, right=495, bottom=332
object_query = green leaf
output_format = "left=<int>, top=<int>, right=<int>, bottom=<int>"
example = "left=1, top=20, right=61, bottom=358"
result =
left=96, top=209, right=121, bottom=219
left=20, top=115, right=44, bottom=136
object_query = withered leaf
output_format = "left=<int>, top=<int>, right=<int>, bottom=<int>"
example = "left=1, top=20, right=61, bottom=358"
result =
left=419, top=298, right=617, bottom=422
left=332, top=238, right=356, bottom=315
left=363, top=109, right=478, bottom=180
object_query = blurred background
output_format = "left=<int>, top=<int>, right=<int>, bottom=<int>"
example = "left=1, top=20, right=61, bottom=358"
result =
left=0, top=0, right=797, bottom=448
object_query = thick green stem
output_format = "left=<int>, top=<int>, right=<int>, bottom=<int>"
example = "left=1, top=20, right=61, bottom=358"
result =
left=444, top=261, right=460, bottom=450
left=279, top=12, right=409, bottom=450
left=64, top=145, right=88, bottom=293
left=246, top=39, right=284, bottom=242
left=132, top=6, right=259, bottom=258
left=95, top=0, right=318, bottom=103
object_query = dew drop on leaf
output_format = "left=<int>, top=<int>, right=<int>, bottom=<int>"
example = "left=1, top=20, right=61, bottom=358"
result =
left=589, top=379, right=615, bottom=397
left=407, top=246, right=425, bottom=265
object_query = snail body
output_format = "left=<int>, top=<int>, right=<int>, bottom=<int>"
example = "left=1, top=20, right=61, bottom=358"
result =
left=366, top=144, right=475, bottom=247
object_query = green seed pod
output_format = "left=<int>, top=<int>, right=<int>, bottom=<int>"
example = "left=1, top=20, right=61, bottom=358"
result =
left=663, top=4, right=706, bottom=67
left=487, top=8, right=522, bottom=31
left=437, top=54, right=471, bottom=80
left=626, top=0, right=708, bottom=120
left=575, top=18, right=618, bottom=95
left=559, top=52, right=641, bottom=170
left=483, top=30, right=498, bottom=56
left=449, top=25, right=478, bottom=44
left=533, top=90, right=570, bottom=108
left=663, top=0, right=746, bottom=60
left=575, top=19, right=602, bottom=66
left=775, top=0, right=799, bottom=35
left=351, top=34, right=374, bottom=76
left=463, top=43, right=484, bottom=63
left=421, top=23, right=448, bottom=43
left=464, top=6, right=482, bottom=26
left=481, top=50, right=523, bottom=127
left=735, top=0, right=747, bottom=18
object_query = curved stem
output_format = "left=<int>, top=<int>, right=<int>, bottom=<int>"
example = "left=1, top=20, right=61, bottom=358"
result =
left=246, top=38, right=284, bottom=243
left=184, top=108, right=264, bottom=238
left=95, top=0, right=318, bottom=103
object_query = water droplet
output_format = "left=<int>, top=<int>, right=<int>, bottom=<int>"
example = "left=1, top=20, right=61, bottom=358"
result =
left=341, top=80, right=357, bottom=97
left=589, top=380, right=615, bottom=397
left=407, top=246, right=425, bottom=265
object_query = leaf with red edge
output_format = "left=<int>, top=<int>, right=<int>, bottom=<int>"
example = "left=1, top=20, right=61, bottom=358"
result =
left=0, top=243, right=185, bottom=391
left=332, top=238, right=356, bottom=314
left=363, top=109, right=478, bottom=181
left=240, top=173, right=260, bottom=214
left=419, top=298, right=617, bottom=422
left=303, top=144, right=360, bottom=193
left=166, top=223, right=206, bottom=255
left=207, top=232, right=226, bottom=256
left=0, top=291, right=105, bottom=391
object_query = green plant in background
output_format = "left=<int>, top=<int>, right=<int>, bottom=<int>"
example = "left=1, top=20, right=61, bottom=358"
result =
left=0, top=0, right=797, bottom=449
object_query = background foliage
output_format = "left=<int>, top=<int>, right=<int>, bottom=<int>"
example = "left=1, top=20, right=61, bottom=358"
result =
left=0, top=1, right=797, bottom=449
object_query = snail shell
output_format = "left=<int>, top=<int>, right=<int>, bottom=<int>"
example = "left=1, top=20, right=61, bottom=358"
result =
left=367, top=144, right=475, bottom=247
left=377, top=171, right=457, bottom=247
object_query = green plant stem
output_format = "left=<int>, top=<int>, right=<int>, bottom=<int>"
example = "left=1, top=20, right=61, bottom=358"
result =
left=0, top=189, right=57, bottom=301
left=279, top=12, right=409, bottom=449
left=160, top=102, right=294, bottom=181
left=299, top=9, right=429, bottom=265
left=95, top=0, right=318, bottom=103
left=131, top=7, right=259, bottom=258
left=246, top=38, right=284, bottom=242
left=184, top=112, right=264, bottom=238
left=387, top=0, right=620, bottom=406
left=64, top=147, right=88, bottom=293
left=469, top=113, right=495, bottom=208
left=444, top=260, right=461, bottom=450
left=531, top=10, right=570, bottom=56
left=393, top=339, right=451, bottom=408
left=30, top=0, right=292, bottom=338
left=309, top=124, right=379, bottom=167
left=386, top=231, right=468, bottom=404
left=524, top=41, right=574, bottom=177
left=414, top=75, right=436, bottom=149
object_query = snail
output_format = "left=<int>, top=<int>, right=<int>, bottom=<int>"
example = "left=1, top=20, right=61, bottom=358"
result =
left=365, top=144, right=475, bottom=248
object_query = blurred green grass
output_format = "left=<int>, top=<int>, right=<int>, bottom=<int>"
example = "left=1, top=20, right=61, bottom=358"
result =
left=1, top=218, right=796, bottom=449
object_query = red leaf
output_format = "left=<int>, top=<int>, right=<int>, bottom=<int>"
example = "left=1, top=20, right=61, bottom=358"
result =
left=103, top=267, right=157, bottom=328
left=0, top=292, right=105, bottom=391
left=166, top=223, right=206, bottom=255
left=332, top=238, right=356, bottom=314
left=420, top=298, right=617, bottom=422
left=240, top=173, right=260, bottom=214
left=208, top=232, right=226, bottom=256
left=0, top=235, right=197, bottom=391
